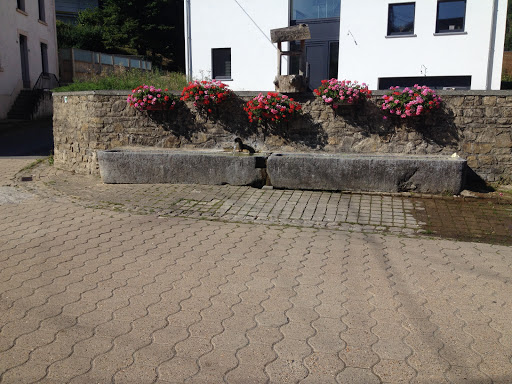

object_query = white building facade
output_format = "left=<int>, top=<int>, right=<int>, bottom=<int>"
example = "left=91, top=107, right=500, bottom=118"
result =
left=184, top=0, right=507, bottom=91
left=0, top=0, right=59, bottom=119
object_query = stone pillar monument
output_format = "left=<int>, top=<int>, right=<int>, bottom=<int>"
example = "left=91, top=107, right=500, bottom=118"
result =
left=270, top=24, right=311, bottom=93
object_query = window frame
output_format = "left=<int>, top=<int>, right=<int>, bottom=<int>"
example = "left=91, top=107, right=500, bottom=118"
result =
left=290, top=0, right=341, bottom=22
left=211, top=48, right=232, bottom=81
left=435, top=0, right=466, bottom=34
left=387, top=2, right=416, bottom=37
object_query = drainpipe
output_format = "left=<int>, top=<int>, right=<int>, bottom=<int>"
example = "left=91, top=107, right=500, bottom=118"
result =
left=486, top=0, right=499, bottom=90
left=185, top=0, right=193, bottom=82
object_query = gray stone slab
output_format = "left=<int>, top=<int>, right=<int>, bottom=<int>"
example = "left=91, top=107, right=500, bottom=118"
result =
left=98, top=148, right=267, bottom=186
left=267, top=153, right=466, bottom=194
left=270, top=24, right=311, bottom=43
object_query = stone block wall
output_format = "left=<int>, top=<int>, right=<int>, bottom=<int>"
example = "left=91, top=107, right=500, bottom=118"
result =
left=53, top=90, right=512, bottom=183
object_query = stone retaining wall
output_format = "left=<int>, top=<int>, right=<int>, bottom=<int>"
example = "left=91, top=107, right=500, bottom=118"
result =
left=53, top=90, right=512, bottom=183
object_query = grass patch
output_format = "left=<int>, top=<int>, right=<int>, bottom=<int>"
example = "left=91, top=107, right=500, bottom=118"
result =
left=18, top=158, right=46, bottom=173
left=54, top=69, right=187, bottom=92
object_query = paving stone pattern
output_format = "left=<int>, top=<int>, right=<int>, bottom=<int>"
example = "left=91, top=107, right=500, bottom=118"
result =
left=21, top=163, right=512, bottom=245
left=1, top=159, right=512, bottom=383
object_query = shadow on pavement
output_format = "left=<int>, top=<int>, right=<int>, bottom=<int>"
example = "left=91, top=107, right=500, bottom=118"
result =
left=0, top=118, right=53, bottom=157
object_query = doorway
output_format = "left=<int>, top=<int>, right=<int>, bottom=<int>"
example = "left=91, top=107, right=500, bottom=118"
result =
left=19, top=34, right=30, bottom=88
left=303, top=40, right=339, bottom=90
left=289, top=20, right=340, bottom=90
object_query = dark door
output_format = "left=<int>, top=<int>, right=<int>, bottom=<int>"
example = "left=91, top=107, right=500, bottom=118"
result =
left=290, top=18, right=340, bottom=90
left=19, top=35, right=30, bottom=88
left=306, top=43, right=328, bottom=90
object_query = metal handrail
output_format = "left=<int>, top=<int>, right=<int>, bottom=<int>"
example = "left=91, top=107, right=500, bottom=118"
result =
left=33, top=72, right=60, bottom=91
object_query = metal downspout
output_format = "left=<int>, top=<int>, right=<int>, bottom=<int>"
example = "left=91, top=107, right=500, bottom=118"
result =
left=185, top=0, right=192, bottom=82
left=486, top=0, right=499, bottom=90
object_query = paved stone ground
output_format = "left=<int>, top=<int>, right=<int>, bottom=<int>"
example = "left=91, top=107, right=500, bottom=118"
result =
left=1, top=158, right=512, bottom=383
left=19, top=162, right=512, bottom=245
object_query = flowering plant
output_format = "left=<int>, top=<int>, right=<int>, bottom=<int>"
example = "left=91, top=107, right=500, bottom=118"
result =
left=180, top=80, right=232, bottom=113
left=127, top=85, right=177, bottom=111
left=313, top=79, right=372, bottom=108
left=244, top=92, right=302, bottom=124
left=381, top=85, right=442, bottom=119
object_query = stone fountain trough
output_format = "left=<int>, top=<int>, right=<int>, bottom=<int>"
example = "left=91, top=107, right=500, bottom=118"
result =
left=98, top=147, right=268, bottom=187
left=98, top=148, right=467, bottom=194
left=267, top=152, right=466, bottom=194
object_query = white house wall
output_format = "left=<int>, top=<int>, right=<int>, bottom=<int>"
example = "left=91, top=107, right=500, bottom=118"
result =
left=185, top=0, right=289, bottom=91
left=338, top=0, right=508, bottom=90
left=0, top=0, right=59, bottom=118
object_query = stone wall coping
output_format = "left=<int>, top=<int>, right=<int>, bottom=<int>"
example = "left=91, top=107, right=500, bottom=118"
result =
left=52, top=89, right=512, bottom=97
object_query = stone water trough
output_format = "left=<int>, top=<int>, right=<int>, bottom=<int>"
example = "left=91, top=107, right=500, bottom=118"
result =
left=98, top=148, right=268, bottom=187
left=98, top=148, right=467, bottom=194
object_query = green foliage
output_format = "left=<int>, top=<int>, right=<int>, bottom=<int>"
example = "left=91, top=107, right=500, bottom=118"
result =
left=53, top=70, right=186, bottom=92
left=56, top=0, right=184, bottom=71
left=502, top=72, right=512, bottom=82
left=506, top=0, right=512, bottom=51
left=56, top=8, right=105, bottom=52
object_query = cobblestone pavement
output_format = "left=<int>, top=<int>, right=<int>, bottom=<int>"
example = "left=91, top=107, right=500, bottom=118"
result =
left=1, top=158, right=512, bottom=383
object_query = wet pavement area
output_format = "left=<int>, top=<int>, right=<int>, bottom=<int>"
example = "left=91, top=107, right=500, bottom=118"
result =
left=15, top=160, right=512, bottom=246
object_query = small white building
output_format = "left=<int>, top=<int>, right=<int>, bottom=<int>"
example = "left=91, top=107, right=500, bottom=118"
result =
left=0, top=0, right=59, bottom=119
left=184, top=0, right=508, bottom=91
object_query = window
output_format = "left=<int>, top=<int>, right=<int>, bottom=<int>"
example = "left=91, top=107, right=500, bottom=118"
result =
left=378, top=75, right=471, bottom=90
left=328, top=41, right=339, bottom=80
left=17, top=0, right=25, bottom=11
left=291, top=0, right=341, bottom=21
left=387, top=3, right=415, bottom=36
left=38, top=0, right=46, bottom=22
left=436, top=0, right=466, bottom=33
left=212, top=48, right=231, bottom=80
left=41, top=43, right=49, bottom=74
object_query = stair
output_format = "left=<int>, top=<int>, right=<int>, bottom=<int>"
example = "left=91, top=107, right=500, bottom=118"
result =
left=7, top=90, right=43, bottom=120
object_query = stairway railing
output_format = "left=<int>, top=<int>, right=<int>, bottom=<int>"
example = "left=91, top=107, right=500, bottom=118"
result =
left=33, top=72, right=60, bottom=91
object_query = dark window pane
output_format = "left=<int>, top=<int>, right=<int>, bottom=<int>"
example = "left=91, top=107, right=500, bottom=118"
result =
left=41, top=43, right=48, bottom=74
left=17, top=0, right=25, bottom=11
left=212, top=48, right=231, bottom=79
left=328, top=41, right=339, bottom=79
left=436, top=0, right=466, bottom=33
left=388, top=3, right=415, bottom=35
left=291, top=0, right=340, bottom=21
left=38, top=0, right=46, bottom=21
left=378, top=75, right=471, bottom=90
